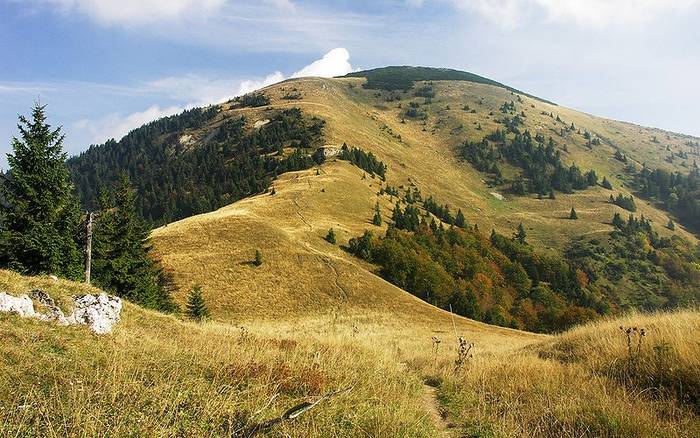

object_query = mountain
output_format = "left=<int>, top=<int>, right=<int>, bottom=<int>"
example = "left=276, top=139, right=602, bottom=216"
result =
left=5, top=66, right=700, bottom=436
left=67, top=66, right=700, bottom=332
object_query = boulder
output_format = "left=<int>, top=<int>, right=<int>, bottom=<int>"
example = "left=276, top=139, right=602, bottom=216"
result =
left=68, top=294, right=122, bottom=335
left=30, top=289, right=69, bottom=325
left=0, top=292, right=35, bottom=318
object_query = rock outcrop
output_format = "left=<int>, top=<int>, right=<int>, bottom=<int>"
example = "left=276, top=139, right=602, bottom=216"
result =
left=0, top=292, right=36, bottom=318
left=68, top=293, right=122, bottom=335
left=0, top=290, right=121, bottom=334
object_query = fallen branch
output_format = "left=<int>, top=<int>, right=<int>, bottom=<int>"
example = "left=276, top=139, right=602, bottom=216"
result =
left=238, top=386, right=354, bottom=437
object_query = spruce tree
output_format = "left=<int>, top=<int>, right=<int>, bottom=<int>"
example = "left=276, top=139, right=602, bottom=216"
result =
left=667, top=219, right=675, bottom=230
left=0, top=103, right=82, bottom=278
left=254, top=249, right=263, bottom=266
left=372, top=210, right=382, bottom=226
left=325, top=228, right=337, bottom=244
left=569, top=207, right=578, bottom=220
left=455, top=209, right=466, bottom=228
left=185, top=284, right=209, bottom=322
left=92, top=173, right=177, bottom=312
left=612, top=212, right=625, bottom=229
left=514, top=223, right=527, bottom=245
left=602, top=177, right=613, bottom=190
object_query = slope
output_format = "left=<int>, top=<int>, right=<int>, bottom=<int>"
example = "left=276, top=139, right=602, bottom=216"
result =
left=146, top=71, right=698, bottom=326
left=2, top=272, right=697, bottom=437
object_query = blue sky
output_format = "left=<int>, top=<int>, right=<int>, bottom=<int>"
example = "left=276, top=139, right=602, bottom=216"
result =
left=1, top=0, right=699, bottom=169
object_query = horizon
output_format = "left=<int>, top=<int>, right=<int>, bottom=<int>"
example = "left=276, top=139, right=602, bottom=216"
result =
left=1, top=0, right=699, bottom=169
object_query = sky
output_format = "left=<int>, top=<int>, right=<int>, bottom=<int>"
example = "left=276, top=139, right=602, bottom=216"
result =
left=1, top=0, right=699, bottom=169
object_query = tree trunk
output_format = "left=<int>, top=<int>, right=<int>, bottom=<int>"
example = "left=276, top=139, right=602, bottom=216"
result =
left=85, top=212, right=94, bottom=285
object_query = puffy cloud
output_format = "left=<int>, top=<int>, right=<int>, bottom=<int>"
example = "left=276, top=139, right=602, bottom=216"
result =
left=71, top=48, right=353, bottom=144
left=74, top=105, right=184, bottom=144
left=237, top=72, right=286, bottom=96
left=291, top=48, right=353, bottom=78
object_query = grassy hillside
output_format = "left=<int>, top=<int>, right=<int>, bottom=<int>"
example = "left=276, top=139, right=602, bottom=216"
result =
left=146, top=71, right=698, bottom=328
left=1, top=270, right=697, bottom=436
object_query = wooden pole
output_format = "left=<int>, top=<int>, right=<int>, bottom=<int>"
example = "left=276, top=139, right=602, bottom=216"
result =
left=85, top=212, right=94, bottom=285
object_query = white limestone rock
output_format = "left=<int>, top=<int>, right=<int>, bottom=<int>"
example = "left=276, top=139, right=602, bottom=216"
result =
left=0, top=290, right=122, bottom=334
left=0, top=292, right=36, bottom=318
left=68, top=293, right=122, bottom=335
left=30, top=289, right=69, bottom=325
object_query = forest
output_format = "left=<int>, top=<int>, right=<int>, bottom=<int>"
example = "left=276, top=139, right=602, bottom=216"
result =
left=345, top=66, right=551, bottom=103
left=337, top=144, right=387, bottom=179
left=632, top=164, right=700, bottom=234
left=347, top=186, right=700, bottom=332
left=462, top=129, right=598, bottom=196
left=69, top=106, right=325, bottom=225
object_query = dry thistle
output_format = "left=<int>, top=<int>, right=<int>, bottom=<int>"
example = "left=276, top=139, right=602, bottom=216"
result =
left=455, top=337, right=474, bottom=370
left=619, top=325, right=647, bottom=364
left=431, top=336, right=442, bottom=362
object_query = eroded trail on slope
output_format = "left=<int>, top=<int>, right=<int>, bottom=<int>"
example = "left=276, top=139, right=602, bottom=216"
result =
left=420, top=382, right=455, bottom=437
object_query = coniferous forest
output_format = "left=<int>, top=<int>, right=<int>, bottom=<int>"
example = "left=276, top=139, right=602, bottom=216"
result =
left=462, top=129, right=598, bottom=196
left=69, top=106, right=324, bottom=225
left=1, top=104, right=176, bottom=311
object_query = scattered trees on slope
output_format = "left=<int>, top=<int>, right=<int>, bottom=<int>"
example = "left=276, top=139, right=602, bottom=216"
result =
left=338, top=144, right=387, bottom=179
left=462, top=130, right=598, bottom=196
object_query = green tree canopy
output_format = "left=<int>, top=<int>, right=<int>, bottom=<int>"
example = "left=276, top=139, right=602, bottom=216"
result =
left=0, top=103, right=82, bottom=278
left=185, top=284, right=209, bottom=322
left=92, top=173, right=177, bottom=312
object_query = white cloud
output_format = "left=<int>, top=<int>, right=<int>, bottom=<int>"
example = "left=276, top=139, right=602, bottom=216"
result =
left=237, top=72, right=286, bottom=96
left=534, top=0, right=700, bottom=27
left=442, top=0, right=700, bottom=28
left=74, top=105, right=184, bottom=144
left=34, top=0, right=226, bottom=25
left=71, top=48, right=353, bottom=144
left=291, top=48, right=353, bottom=78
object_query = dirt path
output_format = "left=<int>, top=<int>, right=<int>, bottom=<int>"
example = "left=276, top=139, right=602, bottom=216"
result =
left=420, top=383, right=455, bottom=437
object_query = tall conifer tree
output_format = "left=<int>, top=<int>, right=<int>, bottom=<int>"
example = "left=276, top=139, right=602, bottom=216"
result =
left=0, top=104, right=82, bottom=278
left=92, top=173, right=177, bottom=312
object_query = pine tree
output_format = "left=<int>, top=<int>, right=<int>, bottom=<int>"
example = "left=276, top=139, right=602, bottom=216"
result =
left=514, top=223, right=527, bottom=245
left=185, top=284, right=209, bottom=322
left=372, top=210, right=382, bottom=226
left=325, top=228, right=337, bottom=244
left=92, top=173, right=177, bottom=312
left=602, top=177, right=613, bottom=190
left=371, top=201, right=383, bottom=226
left=254, top=249, right=263, bottom=266
left=612, top=212, right=625, bottom=229
left=0, top=103, right=82, bottom=278
left=455, top=209, right=466, bottom=228
left=667, top=219, right=675, bottom=230
left=569, top=207, right=578, bottom=220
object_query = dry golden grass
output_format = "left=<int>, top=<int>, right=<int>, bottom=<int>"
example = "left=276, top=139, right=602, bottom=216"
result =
left=419, top=310, right=700, bottom=437
left=5, top=75, right=698, bottom=436
left=1, top=270, right=697, bottom=437
left=0, top=270, right=444, bottom=437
